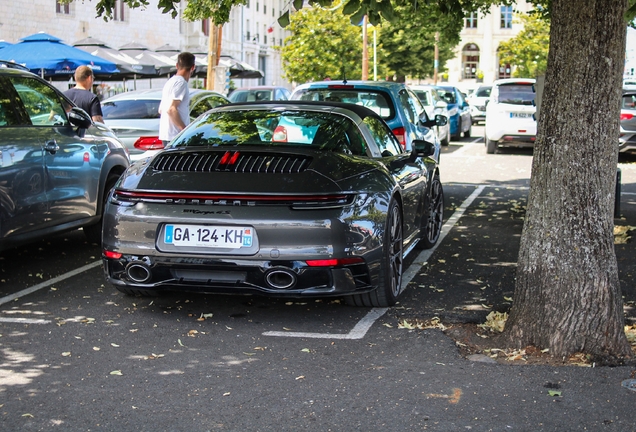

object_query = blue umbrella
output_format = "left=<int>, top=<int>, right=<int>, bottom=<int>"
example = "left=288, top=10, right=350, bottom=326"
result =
left=0, top=32, right=118, bottom=79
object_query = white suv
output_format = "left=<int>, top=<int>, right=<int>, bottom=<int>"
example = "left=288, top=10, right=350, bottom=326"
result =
left=484, top=78, right=536, bottom=154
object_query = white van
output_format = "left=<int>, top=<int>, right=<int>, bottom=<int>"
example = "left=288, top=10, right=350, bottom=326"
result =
left=484, top=78, right=536, bottom=154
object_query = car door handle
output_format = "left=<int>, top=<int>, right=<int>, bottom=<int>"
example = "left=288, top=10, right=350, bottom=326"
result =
left=44, top=140, right=59, bottom=155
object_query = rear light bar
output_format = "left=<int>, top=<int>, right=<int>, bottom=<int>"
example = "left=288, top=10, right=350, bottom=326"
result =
left=134, top=136, right=165, bottom=151
left=112, top=189, right=355, bottom=208
left=327, top=85, right=355, bottom=89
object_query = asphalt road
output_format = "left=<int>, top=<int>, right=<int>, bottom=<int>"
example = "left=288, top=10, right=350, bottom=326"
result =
left=1, top=126, right=635, bottom=431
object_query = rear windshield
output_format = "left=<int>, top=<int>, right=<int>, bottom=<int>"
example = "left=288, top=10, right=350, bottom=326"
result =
left=475, top=86, right=492, bottom=97
left=496, top=84, right=535, bottom=105
left=229, top=90, right=274, bottom=102
left=102, top=99, right=160, bottom=119
left=171, top=109, right=367, bottom=156
left=622, top=93, right=636, bottom=109
left=292, top=88, right=395, bottom=120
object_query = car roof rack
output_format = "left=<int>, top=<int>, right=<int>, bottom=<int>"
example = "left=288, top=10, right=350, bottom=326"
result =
left=0, top=60, right=30, bottom=72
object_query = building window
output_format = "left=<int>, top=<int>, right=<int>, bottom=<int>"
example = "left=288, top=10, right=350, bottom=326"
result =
left=273, top=8, right=275, bottom=17
left=256, top=2, right=259, bottom=12
left=497, top=47, right=511, bottom=79
left=501, top=6, right=513, bottom=29
left=264, top=5, right=267, bottom=14
left=465, top=12, right=477, bottom=29
left=246, top=0, right=250, bottom=8
left=111, top=0, right=125, bottom=21
left=462, top=43, right=480, bottom=79
left=202, top=19, right=210, bottom=36
left=55, top=1, right=70, bottom=14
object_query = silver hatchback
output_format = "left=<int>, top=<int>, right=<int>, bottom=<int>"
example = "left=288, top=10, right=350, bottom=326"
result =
left=102, top=88, right=230, bottom=161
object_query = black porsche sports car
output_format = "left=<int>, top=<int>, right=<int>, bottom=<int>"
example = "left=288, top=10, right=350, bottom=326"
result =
left=102, top=101, right=445, bottom=307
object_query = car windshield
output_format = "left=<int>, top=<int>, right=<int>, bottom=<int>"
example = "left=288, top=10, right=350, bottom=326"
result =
left=437, top=88, right=456, bottom=104
left=496, top=84, right=535, bottom=105
left=293, top=88, right=395, bottom=120
left=475, top=86, right=492, bottom=97
left=102, top=99, right=160, bottom=119
left=229, top=90, right=274, bottom=102
left=170, top=109, right=367, bottom=156
left=412, top=90, right=432, bottom=106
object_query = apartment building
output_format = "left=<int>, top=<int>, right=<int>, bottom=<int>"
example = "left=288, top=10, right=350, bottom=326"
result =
left=0, top=0, right=292, bottom=92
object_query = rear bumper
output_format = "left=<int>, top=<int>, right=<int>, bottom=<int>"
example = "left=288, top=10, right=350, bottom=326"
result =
left=103, top=254, right=374, bottom=297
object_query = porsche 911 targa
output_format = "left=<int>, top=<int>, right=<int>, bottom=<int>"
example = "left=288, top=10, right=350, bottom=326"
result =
left=102, top=101, right=445, bottom=307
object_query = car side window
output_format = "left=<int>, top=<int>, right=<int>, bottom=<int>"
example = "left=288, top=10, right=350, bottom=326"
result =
left=398, top=89, right=417, bottom=125
left=407, top=89, right=427, bottom=121
left=10, top=76, right=69, bottom=126
left=0, top=81, right=23, bottom=127
left=363, top=117, right=401, bottom=157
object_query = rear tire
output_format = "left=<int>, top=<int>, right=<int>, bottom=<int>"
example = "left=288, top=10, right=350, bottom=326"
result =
left=346, top=199, right=403, bottom=307
left=417, top=173, right=444, bottom=250
left=463, top=124, right=471, bottom=138
left=84, top=173, right=120, bottom=244
left=485, top=136, right=498, bottom=154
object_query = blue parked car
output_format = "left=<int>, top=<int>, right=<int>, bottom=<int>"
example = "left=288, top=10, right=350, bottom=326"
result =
left=290, top=80, right=447, bottom=157
left=435, top=85, right=472, bottom=140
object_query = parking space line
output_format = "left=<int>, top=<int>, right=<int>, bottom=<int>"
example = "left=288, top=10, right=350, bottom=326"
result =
left=262, top=307, right=389, bottom=339
left=0, top=318, right=51, bottom=324
left=265, top=185, right=486, bottom=340
left=0, top=261, right=101, bottom=307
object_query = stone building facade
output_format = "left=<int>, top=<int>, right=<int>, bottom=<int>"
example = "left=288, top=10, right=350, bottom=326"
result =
left=444, top=1, right=533, bottom=92
left=0, top=0, right=292, bottom=93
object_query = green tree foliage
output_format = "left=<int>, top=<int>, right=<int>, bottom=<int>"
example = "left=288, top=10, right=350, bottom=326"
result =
left=280, top=5, right=364, bottom=83
left=497, top=13, right=550, bottom=78
left=379, top=3, right=462, bottom=80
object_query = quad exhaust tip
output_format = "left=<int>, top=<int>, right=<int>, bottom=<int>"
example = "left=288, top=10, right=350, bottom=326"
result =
left=265, top=267, right=297, bottom=289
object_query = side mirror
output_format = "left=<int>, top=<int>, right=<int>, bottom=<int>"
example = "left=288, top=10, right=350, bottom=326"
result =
left=435, top=114, right=448, bottom=126
left=412, top=139, right=435, bottom=158
left=68, top=107, right=92, bottom=129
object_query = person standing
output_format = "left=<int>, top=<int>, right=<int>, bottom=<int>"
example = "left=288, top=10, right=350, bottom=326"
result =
left=64, top=66, right=103, bottom=123
left=159, top=52, right=196, bottom=144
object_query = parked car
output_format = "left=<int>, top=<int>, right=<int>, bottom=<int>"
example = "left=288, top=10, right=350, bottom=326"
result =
left=101, top=89, right=230, bottom=161
left=620, top=90, right=636, bottom=153
left=0, top=62, right=129, bottom=251
left=290, top=80, right=447, bottom=154
left=102, top=101, right=444, bottom=307
left=435, top=85, right=472, bottom=140
left=228, top=86, right=291, bottom=102
left=484, top=78, right=537, bottom=154
left=466, top=85, right=492, bottom=124
left=410, top=84, right=451, bottom=146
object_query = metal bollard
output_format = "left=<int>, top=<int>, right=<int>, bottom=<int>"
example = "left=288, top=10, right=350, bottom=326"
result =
left=615, top=168, right=621, bottom=218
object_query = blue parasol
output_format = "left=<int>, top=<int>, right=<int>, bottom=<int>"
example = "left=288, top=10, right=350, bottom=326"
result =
left=0, top=32, right=118, bottom=79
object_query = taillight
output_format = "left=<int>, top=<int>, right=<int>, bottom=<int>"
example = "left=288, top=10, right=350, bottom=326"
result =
left=272, top=126, right=288, bottom=142
left=620, top=113, right=634, bottom=121
left=83, top=152, right=90, bottom=162
left=103, top=250, right=122, bottom=259
left=305, top=257, right=364, bottom=267
left=134, top=136, right=164, bottom=150
left=392, top=127, right=406, bottom=149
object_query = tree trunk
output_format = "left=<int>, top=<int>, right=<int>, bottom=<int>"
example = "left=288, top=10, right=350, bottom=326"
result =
left=502, top=0, right=633, bottom=360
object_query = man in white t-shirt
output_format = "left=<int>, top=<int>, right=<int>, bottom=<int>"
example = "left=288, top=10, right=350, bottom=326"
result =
left=159, top=52, right=196, bottom=144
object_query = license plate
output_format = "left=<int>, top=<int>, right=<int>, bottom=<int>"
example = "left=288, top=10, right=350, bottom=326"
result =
left=510, top=112, right=532, bottom=118
left=164, top=225, right=253, bottom=248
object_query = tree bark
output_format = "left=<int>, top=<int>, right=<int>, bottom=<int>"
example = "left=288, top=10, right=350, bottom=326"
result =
left=502, top=0, right=633, bottom=360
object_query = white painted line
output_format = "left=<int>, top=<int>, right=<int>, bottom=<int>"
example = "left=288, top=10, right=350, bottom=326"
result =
left=451, top=137, right=483, bottom=156
left=0, top=317, right=51, bottom=324
left=263, top=307, right=389, bottom=339
left=0, top=260, right=102, bottom=307
left=265, top=185, right=486, bottom=340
